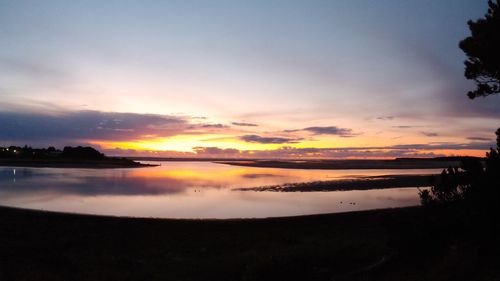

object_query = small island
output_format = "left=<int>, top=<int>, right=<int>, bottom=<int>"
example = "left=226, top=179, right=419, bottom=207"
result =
left=0, top=146, right=154, bottom=168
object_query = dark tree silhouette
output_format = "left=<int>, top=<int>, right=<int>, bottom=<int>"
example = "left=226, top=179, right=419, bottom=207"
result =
left=421, top=1, right=500, bottom=207
left=459, top=0, right=500, bottom=99
left=61, top=146, right=105, bottom=159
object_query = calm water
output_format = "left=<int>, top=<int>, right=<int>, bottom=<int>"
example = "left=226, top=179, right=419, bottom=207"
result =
left=0, top=161, right=440, bottom=218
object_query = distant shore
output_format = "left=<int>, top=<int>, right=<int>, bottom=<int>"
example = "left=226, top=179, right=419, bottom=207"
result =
left=0, top=158, right=156, bottom=169
left=121, top=156, right=484, bottom=170
left=0, top=146, right=156, bottom=169
left=215, top=157, right=481, bottom=170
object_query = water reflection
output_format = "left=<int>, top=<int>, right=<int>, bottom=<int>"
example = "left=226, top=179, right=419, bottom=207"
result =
left=0, top=161, right=439, bottom=218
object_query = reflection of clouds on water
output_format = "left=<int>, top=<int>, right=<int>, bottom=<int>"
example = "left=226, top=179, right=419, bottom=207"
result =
left=240, top=173, right=283, bottom=179
left=0, top=166, right=433, bottom=198
left=0, top=167, right=190, bottom=196
left=1, top=166, right=293, bottom=198
left=0, top=163, right=426, bottom=218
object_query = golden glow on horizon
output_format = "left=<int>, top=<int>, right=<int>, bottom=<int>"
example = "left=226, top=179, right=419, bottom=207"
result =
left=91, top=134, right=287, bottom=152
left=88, top=132, right=489, bottom=158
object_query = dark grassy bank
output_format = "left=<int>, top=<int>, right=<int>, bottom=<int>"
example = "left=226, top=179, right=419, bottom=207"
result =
left=1, top=205, right=498, bottom=281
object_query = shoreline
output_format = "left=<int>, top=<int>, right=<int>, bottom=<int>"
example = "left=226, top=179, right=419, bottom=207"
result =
left=215, top=159, right=465, bottom=170
left=0, top=159, right=157, bottom=169
left=0, top=204, right=409, bottom=221
left=126, top=156, right=482, bottom=170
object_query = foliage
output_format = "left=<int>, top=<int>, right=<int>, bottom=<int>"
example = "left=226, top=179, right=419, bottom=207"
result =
left=0, top=145, right=61, bottom=159
left=459, top=0, right=500, bottom=99
left=61, top=146, right=105, bottom=159
left=420, top=129, right=500, bottom=208
left=424, top=1, right=500, bottom=208
left=0, top=145, right=105, bottom=160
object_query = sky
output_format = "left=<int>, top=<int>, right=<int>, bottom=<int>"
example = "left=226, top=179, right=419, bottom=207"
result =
left=1, top=0, right=499, bottom=159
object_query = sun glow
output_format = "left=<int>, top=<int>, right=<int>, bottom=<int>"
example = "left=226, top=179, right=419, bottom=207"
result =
left=88, top=132, right=490, bottom=159
left=91, top=134, right=289, bottom=153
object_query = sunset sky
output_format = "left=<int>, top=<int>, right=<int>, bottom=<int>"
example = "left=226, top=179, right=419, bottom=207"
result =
left=1, top=0, right=499, bottom=158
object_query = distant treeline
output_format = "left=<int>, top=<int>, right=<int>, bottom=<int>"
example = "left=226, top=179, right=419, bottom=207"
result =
left=0, top=146, right=105, bottom=160
left=395, top=156, right=485, bottom=162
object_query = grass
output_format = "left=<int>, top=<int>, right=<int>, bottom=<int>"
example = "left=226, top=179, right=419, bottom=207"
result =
left=0, top=205, right=499, bottom=281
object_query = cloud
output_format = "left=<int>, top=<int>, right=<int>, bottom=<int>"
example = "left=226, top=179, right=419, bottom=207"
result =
left=104, top=147, right=195, bottom=158
left=284, top=126, right=356, bottom=137
left=467, top=137, right=493, bottom=141
left=377, top=116, right=395, bottom=120
left=302, top=126, right=355, bottom=137
left=239, top=134, right=302, bottom=144
left=189, top=123, right=229, bottom=129
left=251, top=141, right=491, bottom=158
left=231, top=122, right=258, bottom=127
left=421, top=132, right=439, bottom=137
left=108, top=141, right=493, bottom=159
left=0, top=110, right=189, bottom=144
left=392, top=125, right=420, bottom=129
left=184, top=145, right=447, bottom=159
left=387, top=142, right=493, bottom=151
left=192, top=147, right=241, bottom=155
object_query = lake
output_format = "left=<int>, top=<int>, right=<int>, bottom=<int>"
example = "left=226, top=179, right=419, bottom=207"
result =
left=0, top=161, right=441, bottom=218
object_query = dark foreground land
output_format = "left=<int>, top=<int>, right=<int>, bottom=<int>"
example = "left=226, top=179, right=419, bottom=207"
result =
left=0, top=206, right=498, bottom=281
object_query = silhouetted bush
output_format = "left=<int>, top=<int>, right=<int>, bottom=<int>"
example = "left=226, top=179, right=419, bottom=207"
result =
left=420, top=129, right=500, bottom=210
left=423, top=1, right=500, bottom=209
